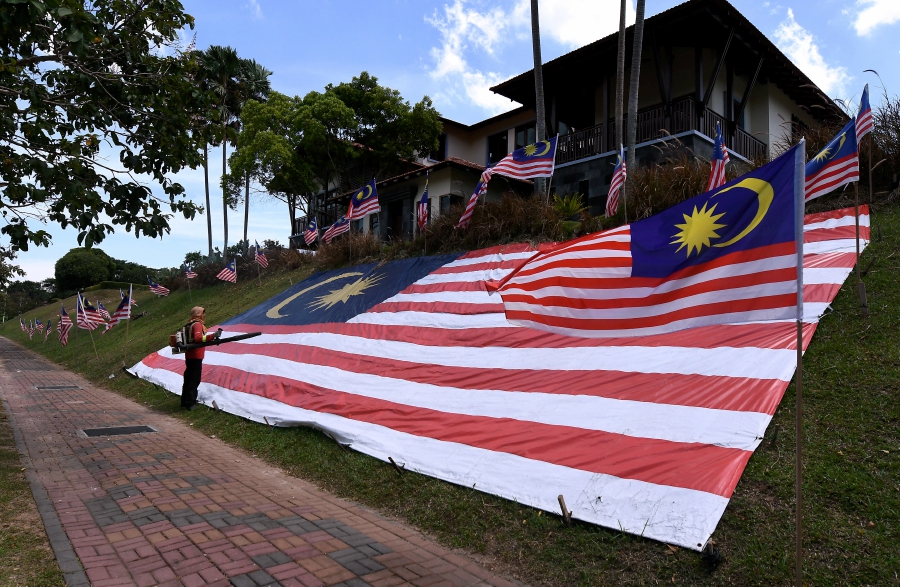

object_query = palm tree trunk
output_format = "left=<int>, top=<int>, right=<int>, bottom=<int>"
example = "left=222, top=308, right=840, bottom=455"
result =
left=243, top=172, right=250, bottom=252
left=615, top=0, right=627, bottom=220
left=222, top=126, right=228, bottom=254
left=204, top=144, right=213, bottom=257
left=626, top=0, right=647, bottom=222
left=530, top=0, right=547, bottom=200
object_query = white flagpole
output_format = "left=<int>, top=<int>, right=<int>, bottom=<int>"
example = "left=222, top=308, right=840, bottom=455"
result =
left=794, top=139, right=806, bottom=587
left=124, top=284, right=132, bottom=367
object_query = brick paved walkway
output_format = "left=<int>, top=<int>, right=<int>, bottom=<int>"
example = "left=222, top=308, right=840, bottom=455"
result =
left=0, top=337, right=525, bottom=587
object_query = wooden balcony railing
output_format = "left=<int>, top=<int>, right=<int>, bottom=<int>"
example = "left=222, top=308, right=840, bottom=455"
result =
left=555, top=96, right=767, bottom=165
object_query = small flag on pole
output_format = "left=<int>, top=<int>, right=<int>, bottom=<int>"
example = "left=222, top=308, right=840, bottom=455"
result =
left=324, top=216, right=350, bottom=244
left=254, top=241, right=269, bottom=268
left=217, top=259, right=237, bottom=283
left=147, top=277, right=170, bottom=296
left=347, top=179, right=380, bottom=220
left=34, top=318, right=44, bottom=334
left=97, top=301, right=111, bottom=321
left=106, top=289, right=132, bottom=331
left=304, top=218, right=318, bottom=245
left=856, top=84, right=873, bottom=143
left=706, top=122, right=730, bottom=192
left=805, top=118, right=859, bottom=202
left=19, top=318, right=26, bottom=332
left=457, top=170, right=492, bottom=229
left=27, top=320, right=34, bottom=339
left=606, top=144, right=627, bottom=218
left=120, top=289, right=138, bottom=306
left=58, top=307, right=72, bottom=345
left=417, top=174, right=430, bottom=230
left=185, top=264, right=198, bottom=279
left=44, top=319, right=52, bottom=343
left=76, top=294, right=99, bottom=331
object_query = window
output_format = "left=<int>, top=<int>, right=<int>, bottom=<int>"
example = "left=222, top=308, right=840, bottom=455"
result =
left=430, top=133, right=447, bottom=161
left=487, top=131, right=508, bottom=164
left=369, top=212, right=379, bottom=235
left=440, top=194, right=464, bottom=215
left=515, top=123, right=536, bottom=149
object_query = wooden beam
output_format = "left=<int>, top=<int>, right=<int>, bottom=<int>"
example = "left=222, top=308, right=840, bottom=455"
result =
left=703, top=26, right=735, bottom=108
left=650, top=28, right=671, bottom=105
left=734, top=56, right=764, bottom=132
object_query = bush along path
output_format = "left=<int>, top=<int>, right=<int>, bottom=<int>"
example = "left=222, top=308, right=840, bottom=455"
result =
left=1, top=202, right=899, bottom=586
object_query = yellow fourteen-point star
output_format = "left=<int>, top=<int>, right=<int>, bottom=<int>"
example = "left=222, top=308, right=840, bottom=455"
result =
left=307, top=274, right=384, bottom=311
left=671, top=202, right=727, bottom=257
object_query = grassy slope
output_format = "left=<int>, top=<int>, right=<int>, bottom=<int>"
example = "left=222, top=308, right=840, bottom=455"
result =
left=2, top=208, right=899, bottom=586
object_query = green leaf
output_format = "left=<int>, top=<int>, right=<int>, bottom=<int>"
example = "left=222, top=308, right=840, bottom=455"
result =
left=66, top=29, right=82, bottom=43
left=57, top=6, right=72, bottom=16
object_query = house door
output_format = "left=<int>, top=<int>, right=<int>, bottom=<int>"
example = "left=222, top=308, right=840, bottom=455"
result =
left=387, top=201, right=404, bottom=241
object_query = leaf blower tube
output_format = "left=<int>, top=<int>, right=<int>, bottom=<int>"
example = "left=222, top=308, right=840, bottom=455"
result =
left=170, top=330, right=262, bottom=353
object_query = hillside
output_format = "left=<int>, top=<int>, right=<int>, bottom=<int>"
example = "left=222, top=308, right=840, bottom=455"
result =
left=2, top=206, right=899, bottom=586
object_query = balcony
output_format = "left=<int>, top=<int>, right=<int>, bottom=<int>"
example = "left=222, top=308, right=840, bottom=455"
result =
left=555, top=96, right=767, bottom=166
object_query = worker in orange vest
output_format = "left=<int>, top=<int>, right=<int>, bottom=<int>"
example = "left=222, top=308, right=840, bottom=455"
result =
left=182, top=306, right=220, bottom=410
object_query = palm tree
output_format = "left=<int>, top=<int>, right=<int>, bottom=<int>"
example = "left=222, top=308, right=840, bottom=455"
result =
left=625, top=0, right=647, bottom=223
left=530, top=0, right=547, bottom=200
left=202, top=45, right=243, bottom=254
left=235, top=59, right=272, bottom=251
left=615, top=0, right=627, bottom=219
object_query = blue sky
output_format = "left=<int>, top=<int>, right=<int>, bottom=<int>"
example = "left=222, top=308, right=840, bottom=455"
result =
left=16, top=0, right=900, bottom=281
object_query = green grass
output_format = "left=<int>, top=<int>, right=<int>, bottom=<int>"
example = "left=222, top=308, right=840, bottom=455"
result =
left=3, top=208, right=899, bottom=586
left=0, top=401, right=65, bottom=586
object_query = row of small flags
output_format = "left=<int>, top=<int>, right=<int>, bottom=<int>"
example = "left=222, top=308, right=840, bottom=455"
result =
left=22, top=287, right=134, bottom=346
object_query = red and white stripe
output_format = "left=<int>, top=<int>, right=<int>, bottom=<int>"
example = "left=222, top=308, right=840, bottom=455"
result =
left=456, top=170, right=491, bottom=229
left=490, top=157, right=554, bottom=180
left=348, top=198, right=380, bottom=220
left=606, top=162, right=626, bottom=217
left=706, top=156, right=729, bottom=192
left=131, top=206, right=868, bottom=551
left=805, top=153, right=859, bottom=202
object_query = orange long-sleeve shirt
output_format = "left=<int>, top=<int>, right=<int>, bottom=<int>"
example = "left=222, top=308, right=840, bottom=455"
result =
left=185, top=320, right=215, bottom=360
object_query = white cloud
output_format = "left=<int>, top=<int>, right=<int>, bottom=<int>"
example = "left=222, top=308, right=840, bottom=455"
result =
left=540, top=0, right=635, bottom=49
left=773, top=8, right=851, bottom=96
left=246, top=0, right=263, bottom=20
left=853, top=0, right=900, bottom=36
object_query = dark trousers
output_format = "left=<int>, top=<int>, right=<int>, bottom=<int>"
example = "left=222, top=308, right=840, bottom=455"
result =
left=181, top=358, right=202, bottom=408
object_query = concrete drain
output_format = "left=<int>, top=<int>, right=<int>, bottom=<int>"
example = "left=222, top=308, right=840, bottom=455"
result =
left=78, top=426, right=157, bottom=438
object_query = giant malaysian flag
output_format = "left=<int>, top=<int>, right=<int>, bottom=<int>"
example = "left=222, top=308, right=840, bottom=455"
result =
left=131, top=199, right=868, bottom=550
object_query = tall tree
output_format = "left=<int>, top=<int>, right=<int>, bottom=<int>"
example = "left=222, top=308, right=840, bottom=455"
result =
left=615, top=0, right=628, bottom=219
left=236, top=59, right=272, bottom=251
left=625, top=0, right=647, bottom=222
left=0, top=0, right=209, bottom=251
left=530, top=0, right=547, bottom=199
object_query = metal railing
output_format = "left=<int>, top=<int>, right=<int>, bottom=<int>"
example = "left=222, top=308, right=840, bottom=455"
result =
left=554, top=96, right=767, bottom=165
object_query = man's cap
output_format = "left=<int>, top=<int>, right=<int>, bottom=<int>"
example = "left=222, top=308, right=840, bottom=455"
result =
left=190, top=306, right=205, bottom=317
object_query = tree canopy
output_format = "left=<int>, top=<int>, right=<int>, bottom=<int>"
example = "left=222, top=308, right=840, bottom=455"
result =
left=0, top=0, right=212, bottom=251
left=226, top=72, right=442, bottom=231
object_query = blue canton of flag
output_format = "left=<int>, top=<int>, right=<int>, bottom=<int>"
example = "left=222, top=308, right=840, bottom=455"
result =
left=255, top=240, right=269, bottom=268
left=304, top=218, right=318, bottom=245
left=856, top=84, right=873, bottom=143
left=185, top=264, right=198, bottom=279
left=347, top=179, right=380, bottom=220
left=706, top=122, right=730, bottom=192
left=324, top=216, right=350, bottom=244
left=805, top=118, right=859, bottom=202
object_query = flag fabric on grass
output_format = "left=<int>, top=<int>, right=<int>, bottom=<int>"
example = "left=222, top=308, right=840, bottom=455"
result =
left=324, top=216, right=350, bottom=244
left=120, top=289, right=138, bottom=306
left=185, top=264, right=198, bottom=279
left=148, top=278, right=170, bottom=296
left=490, top=143, right=806, bottom=338
left=58, top=307, right=72, bottom=345
left=458, top=137, right=558, bottom=229
left=347, top=179, right=380, bottom=220
left=255, top=241, right=269, bottom=268
left=304, top=218, right=318, bottom=245
left=217, top=259, right=237, bottom=283
left=605, top=144, right=626, bottom=218
left=856, top=84, right=873, bottom=143
left=417, top=174, right=430, bottom=230
left=97, top=301, right=111, bottom=321
left=44, top=320, right=52, bottom=343
left=805, top=118, right=859, bottom=202
left=131, top=201, right=867, bottom=551
left=706, top=122, right=730, bottom=192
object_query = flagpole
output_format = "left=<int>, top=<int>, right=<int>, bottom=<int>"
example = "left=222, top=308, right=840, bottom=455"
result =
left=88, top=327, right=99, bottom=359
left=124, top=284, right=132, bottom=367
left=794, top=139, right=806, bottom=587
left=257, top=260, right=261, bottom=287
left=187, top=271, right=193, bottom=304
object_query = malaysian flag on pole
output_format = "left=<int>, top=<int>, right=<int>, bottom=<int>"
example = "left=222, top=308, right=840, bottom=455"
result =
left=417, top=173, right=430, bottom=230
left=34, top=318, right=44, bottom=334
left=706, top=122, right=730, bottom=192
left=58, top=307, right=73, bottom=345
left=121, top=289, right=138, bottom=306
left=324, top=216, right=350, bottom=244
left=457, top=137, right=559, bottom=229
left=97, top=301, right=112, bottom=321
left=347, top=179, right=380, bottom=220
left=606, top=144, right=626, bottom=217
left=490, top=142, right=806, bottom=338
left=27, top=320, right=34, bottom=339
left=44, top=319, right=52, bottom=343
left=77, top=294, right=99, bottom=331
left=304, top=218, right=318, bottom=245
left=217, top=259, right=237, bottom=283
left=19, top=318, right=26, bottom=332
left=148, top=277, right=170, bottom=296
left=805, top=118, right=859, bottom=202
left=856, top=84, right=873, bottom=143
left=185, top=264, right=198, bottom=279
left=255, top=241, right=269, bottom=268
left=106, top=286, right=132, bottom=331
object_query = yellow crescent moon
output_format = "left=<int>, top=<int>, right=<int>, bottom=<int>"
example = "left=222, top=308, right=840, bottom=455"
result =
left=532, top=140, right=551, bottom=157
left=710, top=178, right=774, bottom=248
left=265, top=272, right=363, bottom=319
